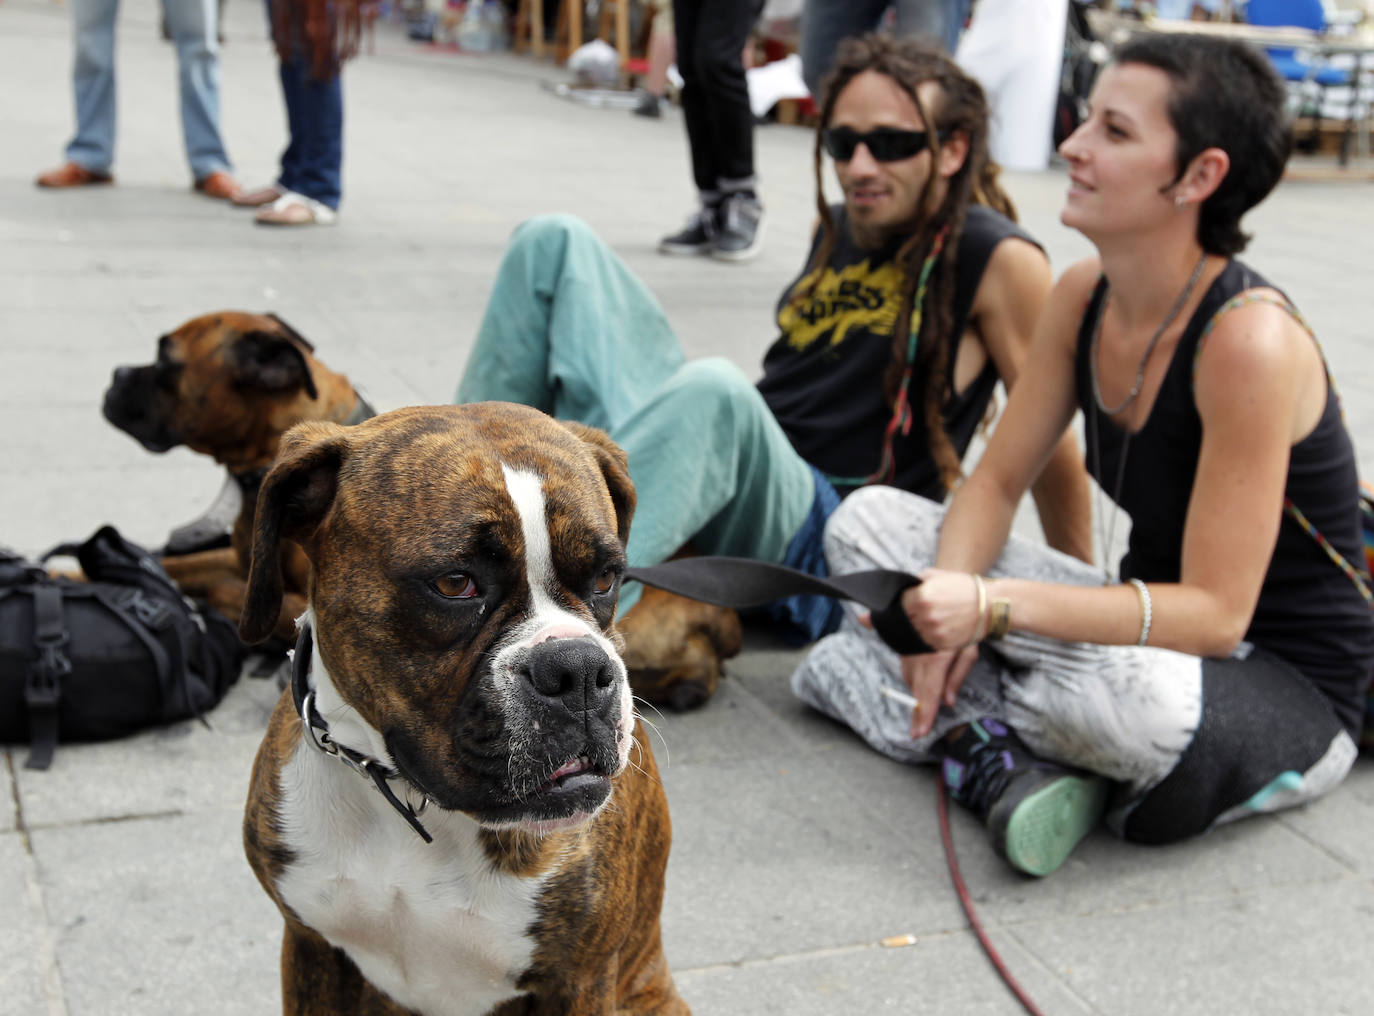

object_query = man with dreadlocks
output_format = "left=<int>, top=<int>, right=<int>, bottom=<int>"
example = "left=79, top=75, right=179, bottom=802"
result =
left=454, top=34, right=1090, bottom=711
left=232, top=0, right=369, bottom=225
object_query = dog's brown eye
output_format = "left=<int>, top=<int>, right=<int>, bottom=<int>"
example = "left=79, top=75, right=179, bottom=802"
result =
left=594, top=567, right=617, bottom=595
left=434, top=573, right=478, bottom=599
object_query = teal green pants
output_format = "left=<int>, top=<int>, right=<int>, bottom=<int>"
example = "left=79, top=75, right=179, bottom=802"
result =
left=456, top=213, right=817, bottom=615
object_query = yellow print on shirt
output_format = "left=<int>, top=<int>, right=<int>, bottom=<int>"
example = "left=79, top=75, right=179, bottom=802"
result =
left=778, top=258, right=905, bottom=352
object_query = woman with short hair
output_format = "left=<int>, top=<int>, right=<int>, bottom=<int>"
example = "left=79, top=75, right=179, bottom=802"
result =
left=792, top=33, right=1373, bottom=877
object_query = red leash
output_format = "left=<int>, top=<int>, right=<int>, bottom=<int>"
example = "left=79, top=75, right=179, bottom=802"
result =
left=936, top=780, right=1048, bottom=1016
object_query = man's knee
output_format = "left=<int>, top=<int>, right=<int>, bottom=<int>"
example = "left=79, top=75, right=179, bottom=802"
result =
left=508, top=213, right=600, bottom=259
left=502, top=215, right=615, bottom=276
left=659, top=357, right=759, bottom=417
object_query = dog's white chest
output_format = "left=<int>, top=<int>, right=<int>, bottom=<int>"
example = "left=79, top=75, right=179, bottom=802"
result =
left=275, top=748, right=548, bottom=1016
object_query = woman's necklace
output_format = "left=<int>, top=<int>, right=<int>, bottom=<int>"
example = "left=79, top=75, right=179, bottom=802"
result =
left=1090, top=252, right=1208, bottom=416
left=1088, top=252, right=1208, bottom=582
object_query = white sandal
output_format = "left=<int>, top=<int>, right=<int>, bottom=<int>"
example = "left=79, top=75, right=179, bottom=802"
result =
left=254, top=191, right=338, bottom=227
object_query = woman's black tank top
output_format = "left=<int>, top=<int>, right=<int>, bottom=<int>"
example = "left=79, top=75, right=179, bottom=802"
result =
left=1075, top=259, right=1373, bottom=738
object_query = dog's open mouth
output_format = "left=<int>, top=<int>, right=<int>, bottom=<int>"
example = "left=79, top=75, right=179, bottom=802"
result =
left=540, top=754, right=602, bottom=795
left=389, top=730, right=620, bottom=830
left=496, top=749, right=614, bottom=829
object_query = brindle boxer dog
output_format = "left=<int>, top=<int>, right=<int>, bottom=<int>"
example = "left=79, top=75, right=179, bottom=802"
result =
left=238, top=403, right=687, bottom=1016
left=101, top=312, right=373, bottom=644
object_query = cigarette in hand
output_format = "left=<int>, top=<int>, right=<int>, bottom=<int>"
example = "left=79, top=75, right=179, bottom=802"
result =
left=879, top=685, right=920, bottom=710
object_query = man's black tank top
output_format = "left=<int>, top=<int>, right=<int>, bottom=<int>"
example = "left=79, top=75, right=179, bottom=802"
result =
left=1075, top=259, right=1374, bottom=737
left=757, top=204, right=1037, bottom=502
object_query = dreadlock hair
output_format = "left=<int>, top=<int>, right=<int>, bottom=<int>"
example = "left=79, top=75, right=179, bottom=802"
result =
left=799, top=33, right=1013, bottom=493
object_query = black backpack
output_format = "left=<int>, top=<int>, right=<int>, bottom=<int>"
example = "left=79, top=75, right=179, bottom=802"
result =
left=0, top=526, right=245, bottom=770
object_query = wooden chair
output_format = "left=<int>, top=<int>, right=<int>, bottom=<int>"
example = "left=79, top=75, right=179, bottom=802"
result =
left=595, top=0, right=631, bottom=71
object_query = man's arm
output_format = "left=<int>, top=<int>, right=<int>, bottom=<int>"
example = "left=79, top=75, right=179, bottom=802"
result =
left=969, top=238, right=1093, bottom=563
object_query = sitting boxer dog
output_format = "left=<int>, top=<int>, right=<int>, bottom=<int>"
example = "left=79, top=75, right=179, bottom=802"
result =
left=238, top=403, right=689, bottom=1016
left=101, top=311, right=374, bottom=644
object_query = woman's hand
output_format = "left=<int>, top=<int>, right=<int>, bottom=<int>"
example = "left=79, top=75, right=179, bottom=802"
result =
left=905, top=569, right=986, bottom=650
left=900, top=645, right=979, bottom=738
left=861, top=571, right=985, bottom=738
left=900, top=572, right=985, bottom=736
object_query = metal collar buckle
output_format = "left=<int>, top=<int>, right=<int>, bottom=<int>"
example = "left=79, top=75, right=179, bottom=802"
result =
left=292, top=628, right=434, bottom=843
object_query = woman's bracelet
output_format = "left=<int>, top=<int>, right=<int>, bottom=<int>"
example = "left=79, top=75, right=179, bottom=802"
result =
left=968, top=573, right=988, bottom=646
left=1128, top=578, right=1152, bottom=646
left=985, top=596, right=1012, bottom=639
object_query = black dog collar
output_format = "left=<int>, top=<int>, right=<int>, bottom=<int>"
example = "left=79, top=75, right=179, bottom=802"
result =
left=290, top=623, right=434, bottom=843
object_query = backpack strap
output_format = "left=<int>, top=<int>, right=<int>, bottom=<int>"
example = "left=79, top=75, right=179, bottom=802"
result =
left=24, top=584, right=70, bottom=771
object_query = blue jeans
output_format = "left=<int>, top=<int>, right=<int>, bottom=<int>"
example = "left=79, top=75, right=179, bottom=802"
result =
left=274, top=57, right=344, bottom=209
left=65, top=0, right=231, bottom=179
left=800, top=0, right=971, bottom=96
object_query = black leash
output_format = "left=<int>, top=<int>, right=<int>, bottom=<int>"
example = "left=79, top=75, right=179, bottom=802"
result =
left=626, top=557, right=932, bottom=655
left=290, top=623, right=434, bottom=843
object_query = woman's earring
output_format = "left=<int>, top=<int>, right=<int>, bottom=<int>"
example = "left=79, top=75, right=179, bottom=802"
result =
left=1175, top=195, right=1186, bottom=210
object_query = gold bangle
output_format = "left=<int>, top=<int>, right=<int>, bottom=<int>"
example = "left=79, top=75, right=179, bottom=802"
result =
left=968, top=574, right=988, bottom=646
left=985, top=597, right=1012, bottom=640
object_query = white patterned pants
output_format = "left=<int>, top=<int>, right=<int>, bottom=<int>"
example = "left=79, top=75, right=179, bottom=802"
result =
left=790, top=487, right=1357, bottom=841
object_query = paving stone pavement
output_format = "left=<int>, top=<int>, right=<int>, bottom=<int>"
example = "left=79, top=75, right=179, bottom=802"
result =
left=3, top=2, right=1374, bottom=1013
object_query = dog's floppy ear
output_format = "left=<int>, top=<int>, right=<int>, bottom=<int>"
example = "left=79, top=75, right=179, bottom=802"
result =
left=265, top=312, right=315, bottom=352
left=229, top=327, right=319, bottom=400
left=561, top=421, right=636, bottom=548
left=239, top=421, right=347, bottom=644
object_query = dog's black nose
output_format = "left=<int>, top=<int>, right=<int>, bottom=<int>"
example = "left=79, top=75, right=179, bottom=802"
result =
left=523, top=637, right=617, bottom=712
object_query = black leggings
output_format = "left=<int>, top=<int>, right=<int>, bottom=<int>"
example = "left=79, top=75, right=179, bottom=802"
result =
left=1118, top=648, right=1355, bottom=843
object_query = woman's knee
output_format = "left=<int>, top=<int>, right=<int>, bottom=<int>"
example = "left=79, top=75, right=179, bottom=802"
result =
left=1004, top=647, right=1202, bottom=792
left=822, top=486, right=943, bottom=573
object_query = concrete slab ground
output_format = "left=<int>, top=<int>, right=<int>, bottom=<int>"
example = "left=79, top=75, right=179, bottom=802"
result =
left=3, top=1, right=1373, bottom=1013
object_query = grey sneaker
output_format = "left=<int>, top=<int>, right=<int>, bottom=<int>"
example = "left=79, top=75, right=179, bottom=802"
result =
left=658, top=208, right=717, bottom=256
left=942, top=717, right=1108, bottom=877
left=711, top=192, right=764, bottom=262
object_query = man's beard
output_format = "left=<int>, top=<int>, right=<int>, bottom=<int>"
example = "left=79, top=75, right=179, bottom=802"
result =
left=847, top=207, right=921, bottom=251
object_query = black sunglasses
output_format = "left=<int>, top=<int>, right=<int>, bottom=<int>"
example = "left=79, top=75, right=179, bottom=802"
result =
left=822, top=126, right=943, bottom=163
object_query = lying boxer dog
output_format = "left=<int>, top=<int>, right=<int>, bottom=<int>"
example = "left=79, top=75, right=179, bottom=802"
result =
left=101, top=311, right=373, bottom=644
left=238, top=403, right=688, bottom=1016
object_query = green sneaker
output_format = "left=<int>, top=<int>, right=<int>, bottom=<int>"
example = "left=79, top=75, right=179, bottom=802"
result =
left=941, top=718, right=1108, bottom=877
